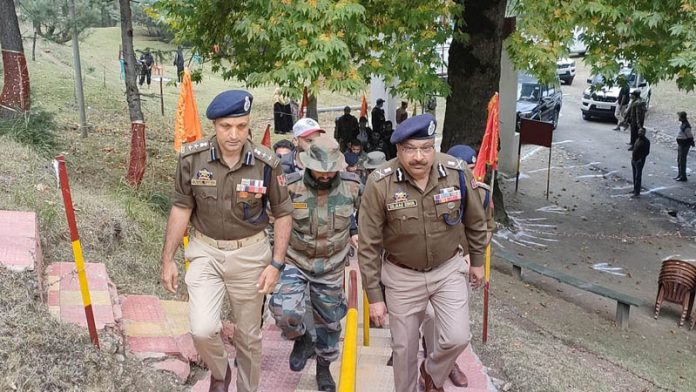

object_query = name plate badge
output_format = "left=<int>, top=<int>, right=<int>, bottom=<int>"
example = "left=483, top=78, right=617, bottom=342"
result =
left=386, top=200, right=417, bottom=211
left=293, top=202, right=308, bottom=209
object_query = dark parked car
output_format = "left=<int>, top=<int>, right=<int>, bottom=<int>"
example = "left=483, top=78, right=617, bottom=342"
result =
left=516, top=73, right=563, bottom=130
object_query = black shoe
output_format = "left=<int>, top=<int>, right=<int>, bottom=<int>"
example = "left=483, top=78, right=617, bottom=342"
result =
left=289, top=332, right=315, bottom=371
left=612, top=126, right=621, bottom=131
left=316, top=357, right=336, bottom=392
left=627, top=147, right=634, bottom=151
left=677, top=177, right=688, bottom=182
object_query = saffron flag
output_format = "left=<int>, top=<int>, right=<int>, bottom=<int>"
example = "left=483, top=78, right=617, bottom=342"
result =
left=261, top=124, right=272, bottom=148
left=174, top=69, right=202, bottom=152
left=359, top=95, right=368, bottom=118
left=473, top=93, right=500, bottom=181
left=299, top=87, right=309, bottom=118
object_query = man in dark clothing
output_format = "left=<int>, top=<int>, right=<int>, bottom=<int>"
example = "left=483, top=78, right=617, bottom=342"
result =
left=631, top=128, right=650, bottom=197
left=174, top=46, right=185, bottom=83
left=139, top=49, right=154, bottom=87
left=335, top=106, right=359, bottom=151
left=382, top=121, right=396, bottom=160
left=625, top=90, right=646, bottom=150
left=395, top=101, right=408, bottom=125
left=371, top=98, right=386, bottom=135
left=365, top=129, right=386, bottom=154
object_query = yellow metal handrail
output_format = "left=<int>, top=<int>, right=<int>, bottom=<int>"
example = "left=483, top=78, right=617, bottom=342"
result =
left=338, top=270, right=359, bottom=392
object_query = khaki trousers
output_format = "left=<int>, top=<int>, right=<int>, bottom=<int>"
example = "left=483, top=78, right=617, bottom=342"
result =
left=382, top=253, right=471, bottom=392
left=185, top=236, right=272, bottom=392
left=421, top=256, right=470, bottom=371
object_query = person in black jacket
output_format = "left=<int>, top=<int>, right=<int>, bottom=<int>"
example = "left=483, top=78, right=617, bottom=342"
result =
left=371, top=98, right=386, bottom=135
left=138, top=49, right=154, bottom=87
left=335, top=106, right=359, bottom=151
left=631, top=127, right=650, bottom=197
left=675, top=111, right=694, bottom=181
left=625, top=90, right=646, bottom=150
left=173, top=46, right=185, bottom=83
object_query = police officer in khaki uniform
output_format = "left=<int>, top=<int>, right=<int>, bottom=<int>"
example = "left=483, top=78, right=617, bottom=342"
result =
left=358, top=114, right=488, bottom=392
left=160, top=90, right=294, bottom=392
left=420, top=144, right=496, bottom=388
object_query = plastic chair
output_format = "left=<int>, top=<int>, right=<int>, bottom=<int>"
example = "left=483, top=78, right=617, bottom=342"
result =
left=654, top=259, right=696, bottom=327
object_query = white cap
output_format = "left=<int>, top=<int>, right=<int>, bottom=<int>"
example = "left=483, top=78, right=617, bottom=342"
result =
left=292, top=118, right=325, bottom=138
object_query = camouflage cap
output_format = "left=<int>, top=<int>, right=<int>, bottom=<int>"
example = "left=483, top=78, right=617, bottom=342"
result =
left=299, top=135, right=347, bottom=172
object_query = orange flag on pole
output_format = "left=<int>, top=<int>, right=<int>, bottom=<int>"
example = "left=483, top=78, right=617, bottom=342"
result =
left=473, top=93, right=500, bottom=181
left=174, top=69, right=202, bottom=152
left=299, top=87, right=309, bottom=118
left=359, top=95, right=368, bottom=118
left=261, top=124, right=272, bottom=148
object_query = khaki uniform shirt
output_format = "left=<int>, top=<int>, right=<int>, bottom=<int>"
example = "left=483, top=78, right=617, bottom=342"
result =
left=358, top=153, right=488, bottom=303
left=172, top=137, right=293, bottom=240
left=460, top=182, right=496, bottom=251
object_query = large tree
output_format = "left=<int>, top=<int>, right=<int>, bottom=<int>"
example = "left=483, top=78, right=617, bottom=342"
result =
left=154, top=0, right=451, bottom=117
left=118, top=0, right=147, bottom=186
left=0, top=0, right=31, bottom=116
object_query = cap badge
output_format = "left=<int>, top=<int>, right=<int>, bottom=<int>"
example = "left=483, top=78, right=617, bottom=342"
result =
left=427, top=120, right=435, bottom=135
left=244, top=96, right=251, bottom=111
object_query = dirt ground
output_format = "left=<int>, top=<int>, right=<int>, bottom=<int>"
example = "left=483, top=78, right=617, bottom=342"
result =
left=473, top=142, right=696, bottom=391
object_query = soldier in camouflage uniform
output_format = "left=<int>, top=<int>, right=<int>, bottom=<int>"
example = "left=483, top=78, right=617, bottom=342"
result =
left=269, top=135, right=361, bottom=392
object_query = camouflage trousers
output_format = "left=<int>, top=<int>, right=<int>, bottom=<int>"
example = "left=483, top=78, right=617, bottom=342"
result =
left=269, top=265, right=347, bottom=362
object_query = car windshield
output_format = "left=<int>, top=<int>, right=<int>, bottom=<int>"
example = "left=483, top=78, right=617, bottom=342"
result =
left=590, top=69, right=637, bottom=87
left=517, top=83, right=541, bottom=102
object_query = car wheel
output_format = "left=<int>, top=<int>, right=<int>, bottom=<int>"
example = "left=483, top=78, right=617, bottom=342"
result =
left=645, top=93, right=651, bottom=111
left=582, top=112, right=591, bottom=121
left=553, top=108, right=560, bottom=129
left=567, top=76, right=574, bottom=85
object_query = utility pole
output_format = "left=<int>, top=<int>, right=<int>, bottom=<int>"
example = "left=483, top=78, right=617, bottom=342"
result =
left=68, top=0, right=88, bottom=137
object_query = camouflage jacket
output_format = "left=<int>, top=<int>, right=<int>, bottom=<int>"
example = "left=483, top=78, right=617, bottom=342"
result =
left=285, top=170, right=362, bottom=275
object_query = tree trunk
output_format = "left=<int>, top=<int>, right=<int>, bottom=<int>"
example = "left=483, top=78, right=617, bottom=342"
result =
left=307, top=94, right=318, bottom=121
left=443, top=0, right=508, bottom=224
left=118, top=0, right=146, bottom=186
left=0, top=0, right=31, bottom=116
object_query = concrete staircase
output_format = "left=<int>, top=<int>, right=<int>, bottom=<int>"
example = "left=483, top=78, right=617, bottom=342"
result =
left=1, top=210, right=495, bottom=391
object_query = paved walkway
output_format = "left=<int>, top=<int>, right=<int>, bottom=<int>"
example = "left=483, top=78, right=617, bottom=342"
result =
left=1, top=209, right=495, bottom=390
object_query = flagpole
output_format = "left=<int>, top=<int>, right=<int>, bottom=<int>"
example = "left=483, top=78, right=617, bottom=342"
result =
left=483, top=169, right=495, bottom=344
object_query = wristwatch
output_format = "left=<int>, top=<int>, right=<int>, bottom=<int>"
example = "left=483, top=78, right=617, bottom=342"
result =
left=270, top=259, right=286, bottom=272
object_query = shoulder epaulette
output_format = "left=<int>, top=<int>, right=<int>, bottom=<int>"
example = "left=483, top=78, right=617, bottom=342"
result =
left=252, top=144, right=280, bottom=167
left=179, top=139, right=211, bottom=157
left=339, top=171, right=362, bottom=184
left=443, top=157, right=466, bottom=171
left=285, top=171, right=303, bottom=185
left=476, top=181, right=491, bottom=191
left=370, top=166, right=395, bottom=182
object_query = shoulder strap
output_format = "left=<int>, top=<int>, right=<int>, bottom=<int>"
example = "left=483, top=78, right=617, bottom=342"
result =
left=179, top=139, right=211, bottom=156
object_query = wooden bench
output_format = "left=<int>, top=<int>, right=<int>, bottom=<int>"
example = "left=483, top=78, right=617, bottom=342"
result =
left=496, top=249, right=643, bottom=330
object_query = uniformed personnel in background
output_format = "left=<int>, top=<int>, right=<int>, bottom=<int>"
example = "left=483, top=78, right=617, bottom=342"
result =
left=270, top=134, right=361, bottom=392
left=160, top=90, right=293, bottom=392
left=358, top=114, right=488, bottom=392
left=420, top=144, right=496, bottom=388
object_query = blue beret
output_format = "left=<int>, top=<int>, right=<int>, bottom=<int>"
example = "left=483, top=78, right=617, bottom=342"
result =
left=447, top=144, right=477, bottom=164
left=344, top=151, right=359, bottom=166
left=206, top=90, right=253, bottom=120
left=390, top=113, right=436, bottom=144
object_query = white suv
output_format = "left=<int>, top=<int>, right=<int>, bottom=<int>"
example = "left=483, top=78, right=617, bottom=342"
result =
left=556, top=58, right=576, bottom=85
left=581, top=68, right=651, bottom=121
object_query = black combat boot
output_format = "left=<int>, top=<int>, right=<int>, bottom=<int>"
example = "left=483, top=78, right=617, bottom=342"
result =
left=316, top=357, right=336, bottom=392
left=289, top=332, right=315, bottom=371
